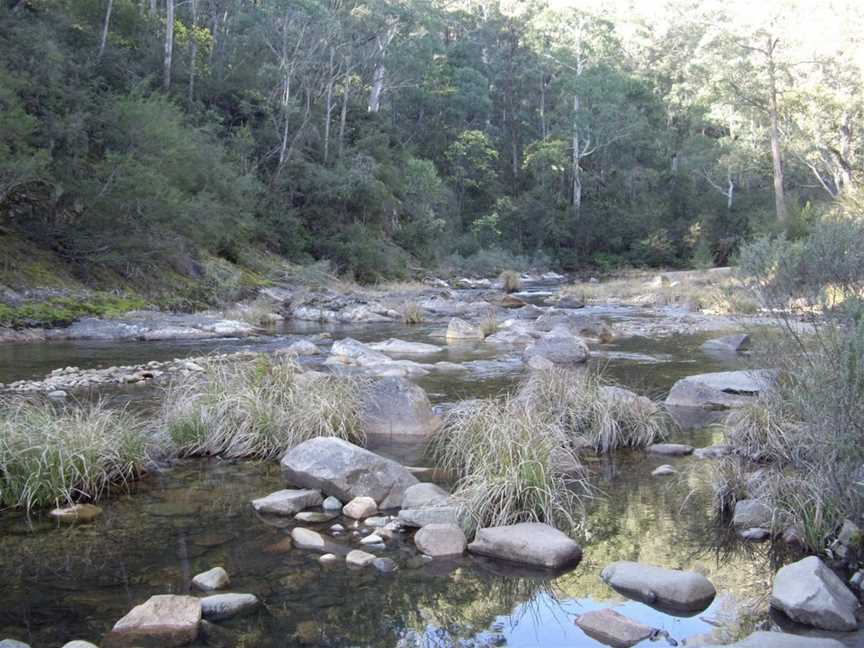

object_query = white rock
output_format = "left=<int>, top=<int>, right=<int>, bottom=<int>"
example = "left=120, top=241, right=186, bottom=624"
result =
left=200, top=593, right=259, bottom=621
left=346, top=549, right=376, bottom=567
left=192, top=566, right=229, bottom=591
left=322, top=496, right=343, bottom=511
left=343, top=496, right=378, bottom=519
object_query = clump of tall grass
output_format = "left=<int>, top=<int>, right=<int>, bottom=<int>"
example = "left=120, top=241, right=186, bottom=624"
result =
left=479, top=309, right=499, bottom=337
left=161, top=355, right=367, bottom=459
left=519, top=368, right=668, bottom=453
left=432, top=398, right=591, bottom=533
left=225, top=297, right=281, bottom=327
left=0, top=398, right=155, bottom=512
left=399, top=301, right=425, bottom=325
left=499, top=270, right=522, bottom=294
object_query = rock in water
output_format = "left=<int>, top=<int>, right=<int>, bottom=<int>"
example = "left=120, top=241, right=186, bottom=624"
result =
left=647, top=443, right=694, bottom=456
left=106, top=595, right=201, bottom=647
left=446, top=318, right=484, bottom=340
left=702, top=334, right=751, bottom=353
left=281, top=437, right=418, bottom=509
left=291, top=527, right=327, bottom=552
left=665, top=370, right=774, bottom=410
left=62, top=642, right=100, bottom=648
left=732, top=499, right=773, bottom=530
left=200, top=593, right=259, bottom=621
left=770, top=556, right=860, bottom=631
left=467, top=522, right=582, bottom=569
left=192, top=566, right=229, bottom=591
left=401, top=483, right=450, bottom=509
left=343, top=496, right=378, bottom=519
left=652, top=465, right=676, bottom=477
left=251, top=489, right=322, bottom=516
left=373, top=558, right=398, bottom=573
left=49, top=504, right=102, bottom=523
left=367, top=339, right=442, bottom=355
left=600, top=561, right=716, bottom=614
left=322, top=496, right=343, bottom=511
left=0, top=641, right=32, bottom=648
left=414, top=524, right=467, bottom=558
left=574, top=608, right=653, bottom=648
left=346, top=550, right=376, bottom=567
left=523, top=328, right=589, bottom=365
left=360, top=377, right=441, bottom=439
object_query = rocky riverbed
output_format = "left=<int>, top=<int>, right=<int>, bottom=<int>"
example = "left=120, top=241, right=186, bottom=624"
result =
left=1, top=273, right=861, bottom=648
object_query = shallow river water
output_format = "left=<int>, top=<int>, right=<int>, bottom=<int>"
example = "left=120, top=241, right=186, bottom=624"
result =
left=0, top=306, right=810, bottom=647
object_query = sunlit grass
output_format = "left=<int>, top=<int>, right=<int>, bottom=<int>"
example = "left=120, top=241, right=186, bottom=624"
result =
left=0, top=398, right=154, bottom=511
left=161, top=355, right=367, bottom=459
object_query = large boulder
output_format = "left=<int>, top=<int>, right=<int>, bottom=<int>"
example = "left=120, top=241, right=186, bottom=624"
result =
left=665, top=370, right=774, bottom=410
left=414, top=523, right=467, bottom=558
left=701, top=631, right=846, bottom=648
left=446, top=318, right=484, bottom=340
left=360, top=377, right=441, bottom=438
left=467, top=522, right=582, bottom=569
left=106, top=595, right=201, bottom=647
left=401, top=483, right=450, bottom=509
left=600, top=562, right=716, bottom=614
left=771, top=556, right=860, bottom=631
left=329, top=338, right=390, bottom=366
left=574, top=608, right=653, bottom=648
left=523, top=328, right=589, bottom=365
left=281, top=437, right=419, bottom=509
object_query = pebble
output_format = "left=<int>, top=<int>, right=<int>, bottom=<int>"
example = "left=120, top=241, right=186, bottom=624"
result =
left=322, top=496, right=343, bottom=511
left=360, top=533, right=384, bottom=546
left=192, top=566, right=230, bottom=591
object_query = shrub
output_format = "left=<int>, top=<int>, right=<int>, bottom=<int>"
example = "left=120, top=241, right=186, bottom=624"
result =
left=479, top=310, right=499, bottom=337
left=161, top=355, right=367, bottom=459
left=0, top=398, right=154, bottom=511
left=499, top=270, right=522, bottom=293
left=518, top=368, right=668, bottom=453
left=399, top=301, right=425, bottom=325
left=432, top=398, right=591, bottom=533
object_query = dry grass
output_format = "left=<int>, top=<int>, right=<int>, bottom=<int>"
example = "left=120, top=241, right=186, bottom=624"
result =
left=432, top=398, right=591, bottom=533
left=479, top=309, right=499, bottom=337
left=519, top=368, right=669, bottom=453
left=399, top=301, right=425, bottom=325
left=224, top=296, right=281, bottom=327
left=161, top=355, right=367, bottom=459
left=0, top=398, right=155, bottom=511
left=563, top=270, right=760, bottom=315
left=499, top=270, right=522, bottom=293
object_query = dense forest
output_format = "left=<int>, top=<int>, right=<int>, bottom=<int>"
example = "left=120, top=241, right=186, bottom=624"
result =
left=1, top=0, right=861, bottom=284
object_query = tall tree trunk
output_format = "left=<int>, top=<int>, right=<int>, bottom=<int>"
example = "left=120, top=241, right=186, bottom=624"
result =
left=163, top=0, right=175, bottom=91
left=97, top=0, right=114, bottom=60
left=323, top=47, right=335, bottom=164
left=539, top=71, right=547, bottom=140
left=368, top=61, right=385, bottom=113
left=572, top=93, right=582, bottom=216
left=339, top=75, right=350, bottom=159
left=766, top=38, right=787, bottom=223
left=187, top=0, right=197, bottom=104
left=149, top=0, right=157, bottom=16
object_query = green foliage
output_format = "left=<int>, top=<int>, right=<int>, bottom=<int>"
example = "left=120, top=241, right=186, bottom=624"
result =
left=0, top=398, right=155, bottom=511
left=0, top=293, right=147, bottom=328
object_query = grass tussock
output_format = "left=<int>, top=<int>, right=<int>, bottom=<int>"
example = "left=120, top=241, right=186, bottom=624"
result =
left=161, top=355, right=367, bottom=459
left=519, top=368, right=668, bottom=453
left=479, top=309, right=499, bottom=337
left=399, top=301, right=425, bottom=325
left=224, top=297, right=281, bottom=327
left=0, top=399, right=154, bottom=511
left=499, top=270, right=522, bottom=294
left=433, top=398, right=591, bottom=533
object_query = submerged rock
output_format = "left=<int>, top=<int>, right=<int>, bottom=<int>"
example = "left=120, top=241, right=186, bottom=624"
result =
left=200, top=593, right=259, bottom=621
left=372, top=557, right=398, bottom=573
left=652, top=465, right=677, bottom=477
left=192, top=566, right=229, bottom=591
left=647, top=443, right=694, bottom=456
left=600, top=561, right=716, bottom=613
left=414, top=523, right=467, bottom=558
left=251, top=489, right=323, bottom=516
left=468, top=522, right=582, bottom=569
left=665, top=370, right=774, bottom=410
left=574, top=608, right=653, bottom=648
left=346, top=550, right=377, bottom=567
left=702, top=334, right=751, bottom=354
left=290, top=528, right=327, bottom=552
left=281, top=437, right=418, bottom=509
left=360, top=377, right=441, bottom=439
left=771, top=556, right=860, bottom=631
left=106, top=595, right=201, bottom=647
left=50, top=503, right=103, bottom=523
left=294, top=511, right=339, bottom=523
left=367, top=339, right=442, bottom=355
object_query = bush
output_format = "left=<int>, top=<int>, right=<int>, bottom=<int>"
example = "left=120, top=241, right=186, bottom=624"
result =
left=0, top=398, right=155, bottom=511
left=518, top=368, right=668, bottom=453
left=399, top=301, right=425, bottom=325
left=432, top=398, right=591, bottom=533
left=499, top=270, right=522, bottom=293
left=161, top=355, right=367, bottom=459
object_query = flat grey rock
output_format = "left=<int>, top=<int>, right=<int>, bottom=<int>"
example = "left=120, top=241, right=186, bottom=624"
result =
left=575, top=608, right=653, bottom=648
left=733, top=499, right=774, bottom=530
left=600, top=561, right=716, bottom=613
left=468, top=522, right=582, bottom=569
left=414, top=523, right=467, bottom=558
left=665, top=370, right=774, bottom=410
left=200, top=593, right=259, bottom=621
left=771, top=556, right=860, bottom=631
left=251, top=489, right=322, bottom=516
left=700, top=630, right=846, bottom=647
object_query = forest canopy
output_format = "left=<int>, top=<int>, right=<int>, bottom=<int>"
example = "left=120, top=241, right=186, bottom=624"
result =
left=1, top=0, right=861, bottom=283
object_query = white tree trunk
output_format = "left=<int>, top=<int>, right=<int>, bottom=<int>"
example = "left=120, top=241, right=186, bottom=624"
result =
left=323, top=47, right=335, bottom=164
left=188, top=0, right=197, bottom=104
left=163, top=0, right=175, bottom=91
left=368, top=62, right=386, bottom=113
left=766, top=37, right=787, bottom=223
left=97, top=0, right=114, bottom=60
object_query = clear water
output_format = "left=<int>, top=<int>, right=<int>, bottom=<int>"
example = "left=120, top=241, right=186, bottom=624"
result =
left=0, top=311, right=820, bottom=647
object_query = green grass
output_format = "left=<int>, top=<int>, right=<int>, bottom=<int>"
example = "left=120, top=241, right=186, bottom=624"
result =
left=0, top=293, right=148, bottom=328
left=519, top=368, right=668, bottom=453
left=432, top=397, right=592, bottom=533
left=161, top=355, right=368, bottom=459
left=0, top=398, right=155, bottom=511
